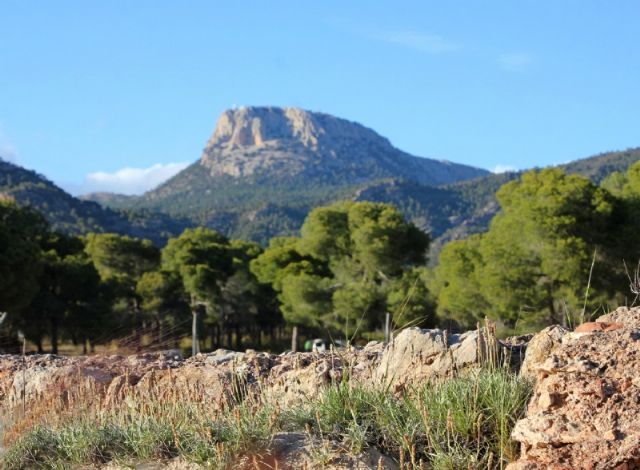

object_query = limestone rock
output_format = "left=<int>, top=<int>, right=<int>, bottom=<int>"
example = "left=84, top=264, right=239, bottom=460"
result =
left=509, top=324, right=640, bottom=469
left=519, top=325, right=569, bottom=380
left=198, top=106, right=487, bottom=186
left=596, top=306, right=640, bottom=329
left=374, top=327, right=487, bottom=389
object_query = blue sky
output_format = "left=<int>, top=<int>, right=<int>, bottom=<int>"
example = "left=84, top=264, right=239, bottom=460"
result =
left=1, top=1, right=638, bottom=194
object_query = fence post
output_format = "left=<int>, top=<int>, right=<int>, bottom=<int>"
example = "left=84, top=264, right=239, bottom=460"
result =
left=291, top=326, right=298, bottom=353
left=192, top=310, right=200, bottom=356
left=385, top=312, right=391, bottom=344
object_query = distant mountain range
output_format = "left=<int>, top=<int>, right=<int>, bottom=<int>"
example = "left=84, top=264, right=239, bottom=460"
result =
left=2, top=106, right=639, bottom=258
left=0, top=159, right=190, bottom=245
left=86, top=106, right=490, bottom=243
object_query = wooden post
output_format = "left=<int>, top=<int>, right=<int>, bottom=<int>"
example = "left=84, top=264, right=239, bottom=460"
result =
left=291, top=326, right=298, bottom=352
left=384, top=312, right=391, bottom=344
left=191, top=294, right=200, bottom=356
left=192, top=311, right=200, bottom=356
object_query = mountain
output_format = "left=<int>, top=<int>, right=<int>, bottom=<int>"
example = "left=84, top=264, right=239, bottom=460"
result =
left=3, top=105, right=639, bottom=254
left=199, top=107, right=486, bottom=186
left=86, top=107, right=640, bottom=250
left=561, top=148, right=640, bottom=182
left=97, top=106, right=489, bottom=242
left=0, top=159, right=190, bottom=245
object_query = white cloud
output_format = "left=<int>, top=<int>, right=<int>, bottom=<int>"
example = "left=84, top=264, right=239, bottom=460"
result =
left=383, top=31, right=459, bottom=54
left=0, top=127, right=18, bottom=163
left=493, top=164, right=516, bottom=174
left=498, top=53, right=533, bottom=71
left=0, top=142, right=17, bottom=163
left=81, top=162, right=190, bottom=195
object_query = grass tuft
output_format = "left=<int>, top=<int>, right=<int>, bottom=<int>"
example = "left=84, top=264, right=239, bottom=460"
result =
left=2, top=367, right=531, bottom=469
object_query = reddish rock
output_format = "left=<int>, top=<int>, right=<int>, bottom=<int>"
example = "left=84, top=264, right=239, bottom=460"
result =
left=508, top=306, right=640, bottom=469
left=574, top=322, right=624, bottom=333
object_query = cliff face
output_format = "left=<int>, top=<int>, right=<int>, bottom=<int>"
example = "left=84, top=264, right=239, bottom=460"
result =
left=198, top=106, right=487, bottom=185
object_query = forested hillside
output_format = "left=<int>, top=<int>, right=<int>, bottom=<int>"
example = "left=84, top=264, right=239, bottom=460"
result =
left=0, top=159, right=191, bottom=245
left=87, top=140, right=640, bottom=248
left=5, top=160, right=640, bottom=357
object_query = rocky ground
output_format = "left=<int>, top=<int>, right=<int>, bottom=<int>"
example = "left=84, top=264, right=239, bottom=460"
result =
left=4, top=307, right=640, bottom=469
left=0, top=328, right=491, bottom=469
left=508, top=307, right=640, bottom=470
left=0, top=328, right=488, bottom=414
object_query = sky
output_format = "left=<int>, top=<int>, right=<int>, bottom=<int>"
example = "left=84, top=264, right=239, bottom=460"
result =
left=1, top=1, right=639, bottom=195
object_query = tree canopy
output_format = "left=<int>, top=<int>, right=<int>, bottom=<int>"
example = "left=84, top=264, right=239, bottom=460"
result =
left=251, top=201, right=433, bottom=336
left=432, top=168, right=623, bottom=329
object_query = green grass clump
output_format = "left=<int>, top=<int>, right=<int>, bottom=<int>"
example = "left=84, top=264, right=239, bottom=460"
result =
left=2, top=368, right=531, bottom=469
left=291, top=368, right=531, bottom=469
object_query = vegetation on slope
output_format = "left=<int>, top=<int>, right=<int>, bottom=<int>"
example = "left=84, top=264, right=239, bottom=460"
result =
left=0, top=159, right=190, bottom=245
left=84, top=148, right=640, bottom=247
left=2, top=367, right=531, bottom=469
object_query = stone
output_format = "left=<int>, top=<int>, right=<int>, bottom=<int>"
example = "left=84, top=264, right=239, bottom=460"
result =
left=596, top=306, right=640, bottom=329
left=509, top=324, right=640, bottom=469
left=519, top=325, right=569, bottom=380
left=373, top=327, right=488, bottom=389
left=574, top=321, right=624, bottom=333
left=197, top=107, right=487, bottom=186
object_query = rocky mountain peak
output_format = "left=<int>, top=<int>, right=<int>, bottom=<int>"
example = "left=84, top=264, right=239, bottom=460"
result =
left=204, top=106, right=391, bottom=153
left=196, top=105, right=487, bottom=184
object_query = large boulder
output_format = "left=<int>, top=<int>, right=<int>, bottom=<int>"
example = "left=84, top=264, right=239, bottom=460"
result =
left=596, top=306, right=640, bottom=329
left=373, top=327, right=489, bottom=390
left=508, top=307, right=640, bottom=469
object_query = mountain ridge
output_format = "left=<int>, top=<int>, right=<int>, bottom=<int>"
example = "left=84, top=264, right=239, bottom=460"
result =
left=2, top=106, right=639, bottom=252
left=0, top=158, right=190, bottom=245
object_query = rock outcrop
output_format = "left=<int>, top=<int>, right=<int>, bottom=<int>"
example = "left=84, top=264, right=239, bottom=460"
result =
left=374, top=328, right=486, bottom=389
left=508, top=307, right=640, bottom=469
left=198, top=106, right=487, bottom=185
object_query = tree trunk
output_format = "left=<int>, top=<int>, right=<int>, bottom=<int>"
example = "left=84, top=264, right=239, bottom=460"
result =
left=256, top=326, right=263, bottom=349
left=547, top=285, right=558, bottom=325
left=51, top=316, right=58, bottom=355
left=235, top=323, right=242, bottom=351
left=155, top=317, right=162, bottom=346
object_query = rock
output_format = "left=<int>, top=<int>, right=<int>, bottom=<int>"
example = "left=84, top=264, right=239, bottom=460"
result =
left=233, top=432, right=399, bottom=470
left=197, top=106, right=487, bottom=186
left=201, top=349, right=245, bottom=366
left=574, top=321, right=624, bottom=333
left=596, top=306, right=640, bottom=329
left=519, top=325, right=569, bottom=380
left=509, top=324, right=640, bottom=469
left=374, top=327, right=489, bottom=389
left=1, top=327, right=497, bottom=467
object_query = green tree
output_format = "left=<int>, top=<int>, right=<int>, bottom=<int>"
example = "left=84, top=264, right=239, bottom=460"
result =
left=0, top=201, right=47, bottom=321
left=85, top=233, right=160, bottom=345
left=136, top=269, right=190, bottom=348
left=387, top=266, right=436, bottom=328
left=251, top=201, right=432, bottom=337
left=23, top=233, right=108, bottom=354
left=161, top=228, right=234, bottom=353
left=430, top=236, right=487, bottom=329
left=433, top=169, right=620, bottom=329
